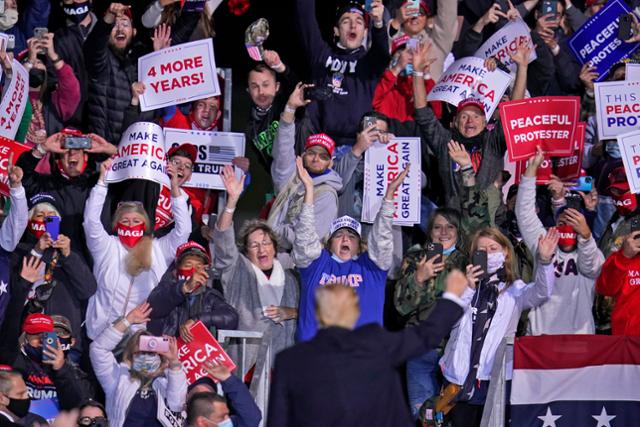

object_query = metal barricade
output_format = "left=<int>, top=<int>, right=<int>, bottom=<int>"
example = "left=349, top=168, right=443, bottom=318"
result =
left=480, top=336, right=514, bottom=427
left=218, top=329, right=271, bottom=426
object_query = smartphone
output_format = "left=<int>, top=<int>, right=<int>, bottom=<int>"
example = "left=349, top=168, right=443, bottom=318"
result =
left=42, top=331, right=58, bottom=361
left=44, top=216, right=61, bottom=241
left=425, top=242, right=444, bottom=264
left=34, top=27, right=48, bottom=39
left=364, top=0, right=374, bottom=11
left=64, top=136, right=92, bottom=150
left=569, top=176, right=593, bottom=192
left=618, top=13, right=634, bottom=41
left=540, top=0, right=558, bottom=17
left=631, top=217, right=640, bottom=237
left=472, top=250, right=487, bottom=280
left=0, top=1, right=5, bottom=15
left=304, top=85, right=333, bottom=102
left=405, top=0, right=420, bottom=17
left=565, top=193, right=582, bottom=211
left=7, top=35, right=14, bottom=51
left=362, top=115, right=377, bottom=130
left=139, top=335, right=170, bottom=353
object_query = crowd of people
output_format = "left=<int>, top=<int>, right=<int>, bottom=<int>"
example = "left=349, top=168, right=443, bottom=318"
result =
left=0, top=0, right=639, bottom=426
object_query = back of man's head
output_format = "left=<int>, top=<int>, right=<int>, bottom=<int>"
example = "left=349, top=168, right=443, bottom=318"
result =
left=315, top=284, right=360, bottom=329
left=186, top=392, right=228, bottom=426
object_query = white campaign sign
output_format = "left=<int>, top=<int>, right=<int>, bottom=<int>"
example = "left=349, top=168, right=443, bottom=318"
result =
left=362, top=137, right=421, bottom=225
left=427, top=57, right=512, bottom=119
left=138, top=39, right=220, bottom=111
left=594, top=80, right=640, bottom=140
left=106, top=122, right=170, bottom=186
left=163, top=128, right=245, bottom=190
left=0, top=60, right=29, bottom=140
left=475, top=18, right=537, bottom=72
left=626, top=63, right=640, bottom=81
left=617, top=130, right=640, bottom=194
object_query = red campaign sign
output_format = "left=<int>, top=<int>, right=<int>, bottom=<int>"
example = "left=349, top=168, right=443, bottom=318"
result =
left=176, top=321, right=236, bottom=384
left=515, top=122, right=585, bottom=184
left=0, top=137, right=31, bottom=196
left=500, top=96, right=580, bottom=162
left=154, top=185, right=173, bottom=230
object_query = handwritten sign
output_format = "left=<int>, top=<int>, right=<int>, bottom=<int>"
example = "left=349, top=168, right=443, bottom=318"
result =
left=138, top=39, right=220, bottom=111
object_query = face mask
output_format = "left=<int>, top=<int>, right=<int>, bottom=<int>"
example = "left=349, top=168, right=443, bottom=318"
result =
left=28, top=219, right=46, bottom=239
left=177, top=267, right=195, bottom=281
left=217, top=418, right=234, bottom=427
left=132, top=353, right=162, bottom=375
left=116, top=223, right=146, bottom=248
left=606, top=142, right=621, bottom=159
left=63, top=0, right=90, bottom=23
left=23, top=344, right=43, bottom=362
left=486, top=252, right=506, bottom=274
left=7, top=397, right=30, bottom=419
left=58, top=337, right=72, bottom=354
left=0, top=9, right=19, bottom=31
left=613, top=192, right=637, bottom=216
left=442, top=244, right=456, bottom=256
left=557, top=224, right=577, bottom=250
left=29, top=68, right=46, bottom=88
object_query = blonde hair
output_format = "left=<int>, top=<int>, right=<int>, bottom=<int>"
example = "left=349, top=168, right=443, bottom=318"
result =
left=113, top=202, right=153, bottom=276
left=470, top=227, right=517, bottom=285
left=112, top=202, right=152, bottom=233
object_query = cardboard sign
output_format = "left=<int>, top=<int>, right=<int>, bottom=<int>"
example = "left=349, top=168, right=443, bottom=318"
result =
left=515, top=122, right=585, bottom=184
left=176, top=321, right=236, bottom=384
left=163, top=128, right=245, bottom=190
left=594, top=80, right=640, bottom=140
left=427, top=56, right=512, bottom=119
left=500, top=96, right=580, bottom=162
left=0, top=60, right=29, bottom=140
left=105, top=122, right=170, bottom=186
left=627, top=63, right=640, bottom=81
left=617, top=129, right=640, bottom=194
left=0, top=137, right=31, bottom=196
left=568, top=0, right=639, bottom=82
left=138, top=39, right=220, bottom=111
left=362, top=137, right=421, bottom=225
left=474, top=18, right=537, bottom=73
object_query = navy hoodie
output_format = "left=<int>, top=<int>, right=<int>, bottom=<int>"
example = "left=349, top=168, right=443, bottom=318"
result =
left=296, top=0, right=390, bottom=146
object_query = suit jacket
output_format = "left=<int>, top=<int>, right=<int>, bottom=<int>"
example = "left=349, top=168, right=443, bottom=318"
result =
left=267, top=298, right=463, bottom=427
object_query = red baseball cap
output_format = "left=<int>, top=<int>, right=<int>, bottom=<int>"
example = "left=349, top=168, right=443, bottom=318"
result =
left=305, top=133, right=335, bottom=157
left=456, top=98, right=485, bottom=116
left=608, top=166, right=630, bottom=193
left=167, top=143, right=198, bottom=163
left=176, top=241, right=211, bottom=264
left=391, top=35, right=410, bottom=55
left=22, top=313, right=54, bottom=335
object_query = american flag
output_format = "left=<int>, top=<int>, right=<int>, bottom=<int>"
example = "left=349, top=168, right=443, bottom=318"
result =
left=510, top=335, right=640, bottom=427
left=245, top=44, right=263, bottom=61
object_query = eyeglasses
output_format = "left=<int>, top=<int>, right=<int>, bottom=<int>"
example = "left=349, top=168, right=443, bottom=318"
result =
left=247, top=240, right=274, bottom=251
left=304, top=149, right=331, bottom=161
left=78, top=416, right=108, bottom=427
left=170, top=158, right=194, bottom=171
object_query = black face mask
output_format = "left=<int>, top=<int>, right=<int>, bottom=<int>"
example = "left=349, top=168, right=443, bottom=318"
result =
left=7, top=397, right=31, bottom=418
left=63, top=1, right=91, bottom=24
left=28, top=68, right=46, bottom=88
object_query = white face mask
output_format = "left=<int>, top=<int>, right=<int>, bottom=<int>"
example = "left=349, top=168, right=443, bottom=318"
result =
left=0, top=9, right=19, bottom=31
left=486, top=252, right=506, bottom=274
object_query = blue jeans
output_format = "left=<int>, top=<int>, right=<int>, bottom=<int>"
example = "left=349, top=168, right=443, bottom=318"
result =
left=406, top=348, right=441, bottom=420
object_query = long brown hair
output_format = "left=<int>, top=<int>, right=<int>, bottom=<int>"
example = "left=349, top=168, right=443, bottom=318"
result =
left=470, top=227, right=517, bottom=285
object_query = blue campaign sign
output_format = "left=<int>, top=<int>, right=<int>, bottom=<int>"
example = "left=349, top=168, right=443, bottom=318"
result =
left=568, top=0, right=639, bottom=82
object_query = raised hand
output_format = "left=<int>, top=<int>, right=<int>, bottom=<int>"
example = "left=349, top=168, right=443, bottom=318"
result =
left=152, top=23, right=172, bottom=51
left=479, top=3, right=508, bottom=27
left=158, top=336, right=179, bottom=364
left=384, top=164, right=410, bottom=201
left=296, top=156, right=313, bottom=190
left=99, top=158, right=113, bottom=183
left=52, top=234, right=71, bottom=258
left=538, top=227, right=559, bottom=263
left=562, top=209, right=590, bottom=239
left=415, top=254, right=446, bottom=284
left=42, top=339, right=65, bottom=371
left=578, top=187, right=598, bottom=212
left=448, top=140, right=472, bottom=169
left=86, top=133, right=117, bottom=156
left=179, top=319, right=195, bottom=343
left=444, top=269, right=469, bottom=298
left=287, top=82, right=312, bottom=110
left=125, top=302, right=152, bottom=325
left=465, top=264, right=484, bottom=289
left=510, top=38, right=531, bottom=67
left=221, top=164, right=245, bottom=202
left=524, top=146, right=545, bottom=177
left=484, top=56, right=497, bottom=72
left=352, top=124, right=379, bottom=158
left=42, top=132, right=67, bottom=154
left=7, top=153, right=23, bottom=188
left=203, top=361, right=232, bottom=381
left=547, top=175, right=566, bottom=201
left=20, top=256, right=44, bottom=283
left=579, top=63, right=599, bottom=91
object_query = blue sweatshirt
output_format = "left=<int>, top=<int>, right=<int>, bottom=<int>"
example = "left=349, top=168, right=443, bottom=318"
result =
left=295, top=0, right=390, bottom=146
left=297, top=250, right=388, bottom=342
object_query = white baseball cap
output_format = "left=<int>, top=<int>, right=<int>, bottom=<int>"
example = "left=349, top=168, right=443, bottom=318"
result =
left=329, top=215, right=362, bottom=237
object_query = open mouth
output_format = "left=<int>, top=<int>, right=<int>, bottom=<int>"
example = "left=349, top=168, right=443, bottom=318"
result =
left=348, top=31, right=358, bottom=42
left=68, top=159, right=79, bottom=168
left=177, top=172, right=184, bottom=179
left=258, top=255, right=269, bottom=264
left=115, top=33, right=127, bottom=42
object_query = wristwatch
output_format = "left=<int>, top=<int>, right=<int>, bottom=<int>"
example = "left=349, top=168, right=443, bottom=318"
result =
left=114, top=316, right=131, bottom=329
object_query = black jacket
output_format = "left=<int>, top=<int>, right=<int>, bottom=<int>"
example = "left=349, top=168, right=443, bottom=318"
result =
left=84, top=18, right=139, bottom=145
left=147, top=265, right=239, bottom=337
left=5, top=243, right=97, bottom=354
left=267, top=298, right=463, bottom=427
left=17, top=150, right=99, bottom=265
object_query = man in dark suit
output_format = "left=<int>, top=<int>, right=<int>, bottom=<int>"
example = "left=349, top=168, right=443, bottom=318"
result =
left=0, top=369, right=30, bottom=427
left=267, top=270, right=468, bottom=427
